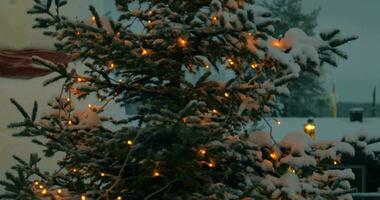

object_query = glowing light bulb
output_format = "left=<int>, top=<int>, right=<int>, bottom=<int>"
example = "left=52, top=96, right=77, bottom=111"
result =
left=205, top=65, right=210, bottom=69
left=198, top=148, right=207, bottom=156
left=224, top=92, right=229, bottom=97
left=251, top=63, right=258, bottom=69
left=39, top=185, right=44, bottom=189
left=141, top=48, right=151, bottom=56
left=91, top=16, right=96, bottom=23
left=57, top=189, right=62, bottom=194
left=333, top=160, right=338, bottom=166
left=272, top=39, right=283, bottom=48
left=208, top=161, right=215, bottom=168
left=152, top=170, right=160, bottom=177
left=127, top=140, right=133, bottom=145
left=100, top=172, right=106, bottom=177
left=66, top=98, right=71, bottom=102
left=88, top=104, right=92, bottom=108
left=177, top=37, right=188, bottom=48
left=270, top=152, right=278, bottom=160
left=67, top=120, right=72, bottom=126
left=34, top=181, right=39, bottom=185
left=212, top=109, right=218, bottom=114
left=117, top=196, right=122, bottom=200
left=81, top=194, right=86, bottom=200
left=211, top=16, right=218, bottom=24
left=41, top=189, right=47, bottom=195
left=275, top=119, right=281, bottom=125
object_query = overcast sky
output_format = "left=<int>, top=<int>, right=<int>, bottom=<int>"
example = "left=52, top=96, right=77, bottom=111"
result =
left=302, top=0, right=380, bottom=102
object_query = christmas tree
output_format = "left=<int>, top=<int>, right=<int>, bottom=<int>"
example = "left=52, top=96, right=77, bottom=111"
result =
left=1, top=0, right=358, bottom=199
left=262, top=0, right=330, bottom=117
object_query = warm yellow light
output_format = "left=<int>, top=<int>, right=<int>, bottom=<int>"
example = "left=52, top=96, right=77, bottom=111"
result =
left=34, top=181, right=39, bottom=185
left=205, top=65, right=210, bottom=69
left=57, top=189, right=62, bottom=194
left=88, top=104, right=92, bottom=108
left=305, top=124, right=315, bottom=131
left=41, top=189, right=47, bottom=195
left=92, top=16, right=96, bottom=22
left=275, top=119, right=281, bottom=125
left=147, top=20, right=152, bottom=24
left=39, top=185, right=44, bottom=189
left=117, top=196, right=122, bottom=200
left=66, top=98, right=71, bottom=102
left=224, top=92, right=229, bottom=97
left=76, top=77, right=85, bottom=82
left=68, top=120, right=73, bottom=126
left=198, top=148, right=207, bottom=156
left=178, top=37, right=188, bottom=48
left=108, top=61, right=115, bottom=70
left=81, top=194, right=86, bottom=200
left=141, top=48, right=152, bottom=56
left=272, top=39, right=283, bottom=48
left=211, top=16, right=218, bottom=24
left=289, top=167, right=296, bottom=173
left=227, top=58, right=235, bottom=65
left=251, top=63, right=258, bottom=69
left=72, top=168, right=78, bottom=173
left=152, top=170, right=160, bottom=177
left=212, top=109, right=218, bottom=114
left=127, top=140, right=133, bottom=145
left=100, top=172, right=106, bottom=177
left=270, top=152, right=278, bottom=160
left=333, top=160, right=338, bottom=166
left=208, top=161, right=215, bottom=168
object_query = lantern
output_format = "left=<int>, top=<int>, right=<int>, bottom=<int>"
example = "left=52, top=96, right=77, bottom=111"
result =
left=304, top=118, right=316, bottom=140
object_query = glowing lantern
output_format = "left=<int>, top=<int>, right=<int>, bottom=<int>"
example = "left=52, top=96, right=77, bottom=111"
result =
left=304, top=118, right=316, bottom=140
left=272, top=39, right=283, bottom=48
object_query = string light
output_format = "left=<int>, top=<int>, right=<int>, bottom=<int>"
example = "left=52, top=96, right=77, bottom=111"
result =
left=81, top=194, right=86, bottom=200
left=76, top=77, right=85, bottom=82
left=251, top=63, right=258, bottom=69
left=333, top=160, right=339, bottom=166
left=272, top=39, right=283, bottom=48
left=198, top=147, right=207, bottom=156
left=88, top=104, right=92, bottom=108
left=91, top=16, right=96, bottom=24
left=211, top=16, right=218, bottom=24
left=72, top=168, right=78, bottom=173
left=212, top=109, right=218, bottom=114
left=177, top=37, right=188, bottom=48
left=67, top=120, right=73, bottom=126
left=270, top=152, right=278, bottom=160
left=34, top=181, right=39, bottom=186
left=224, top=92, right=229, bottom=97
left=288, top=167, right=296, bottom=173
left=275, top=119, right=281, bottom=125
left=39, top=185, right=44, bottom=189
left=205, top=64, right=210, bottom=69
left=41, top=189, right=47, bottom=195
left=57, top=189, right=62, bottom=194
left=141, top=48, right=152, bottom=56
left=208, top=161, right=215, bottom=168
left=108, top=61, right=115, bottom=70
left=127, top=140, right=133, bottom=145
left=100, top=172, right=106, bottom=177
left=117, top=196, right=122, bottom=200
left=66, top=98, right=71, bottom=102
left=152, top=169, right=160, bottom=177
left=227, top=58, right=235, bottom=66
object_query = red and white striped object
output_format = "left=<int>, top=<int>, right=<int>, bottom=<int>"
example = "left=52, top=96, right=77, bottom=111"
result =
left=0, top=49, right=70, bottom=79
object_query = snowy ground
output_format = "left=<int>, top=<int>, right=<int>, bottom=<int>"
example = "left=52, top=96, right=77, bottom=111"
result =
left=1, top=75, right=380, bottom=193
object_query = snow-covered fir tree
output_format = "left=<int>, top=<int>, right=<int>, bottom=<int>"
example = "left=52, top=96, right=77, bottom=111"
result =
left=262, top=0, right=331, bottom=117
left=0, top=0, right=358, bottom=199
